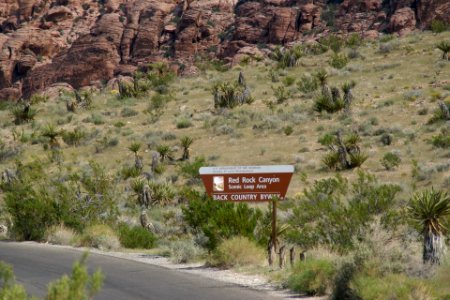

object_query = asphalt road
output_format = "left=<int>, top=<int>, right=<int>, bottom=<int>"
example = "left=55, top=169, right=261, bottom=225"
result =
left=0, top=242, right=277, bottom=300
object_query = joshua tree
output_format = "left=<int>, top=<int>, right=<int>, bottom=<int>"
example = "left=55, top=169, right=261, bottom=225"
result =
left=436, top=41, right=450, bottom=60
left=156, top=144, right=173, bottom=162
left=408, top=189, right=450, bottom=265
left=342, top=81, right=356, bottom=115
left=238, top=71, right=246, bottom=86
left=128, top=142, right=143, bottom=170
left=41, top=124, right=60, bottom=149
left=322, top=131, right=367, bottom=171
left=180, top=136, right=194, bottom=161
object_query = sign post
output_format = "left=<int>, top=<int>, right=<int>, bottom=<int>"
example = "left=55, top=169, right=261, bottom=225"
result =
left=199, top=165, right=294, bottom=265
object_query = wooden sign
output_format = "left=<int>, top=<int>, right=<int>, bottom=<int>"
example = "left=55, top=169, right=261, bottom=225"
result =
left=199, top=165, right=294, bottom=202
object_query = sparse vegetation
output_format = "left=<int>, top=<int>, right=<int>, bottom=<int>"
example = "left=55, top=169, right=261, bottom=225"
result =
left=0, top=29, right=450, bottom=298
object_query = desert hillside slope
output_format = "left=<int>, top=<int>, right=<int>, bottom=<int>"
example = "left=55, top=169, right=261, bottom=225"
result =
left=0, top=0, right=449, bottom=100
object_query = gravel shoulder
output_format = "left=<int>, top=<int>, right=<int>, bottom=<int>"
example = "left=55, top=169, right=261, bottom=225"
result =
left=15, top=241, right=322, bottom=299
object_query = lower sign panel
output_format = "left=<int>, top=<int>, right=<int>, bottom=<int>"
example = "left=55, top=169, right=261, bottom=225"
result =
left=200, top=166, right=294, bottom=202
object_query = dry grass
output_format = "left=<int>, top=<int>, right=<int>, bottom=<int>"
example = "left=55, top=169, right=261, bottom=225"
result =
left=80, top=224, right=121, bottom=251
left=45, top=225, right=80, bottom=246
left=208, top=236, right=266, bottom=268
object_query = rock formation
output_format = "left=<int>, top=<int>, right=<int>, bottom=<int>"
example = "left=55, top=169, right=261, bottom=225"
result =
left=0, top=0, right=448, bottom=100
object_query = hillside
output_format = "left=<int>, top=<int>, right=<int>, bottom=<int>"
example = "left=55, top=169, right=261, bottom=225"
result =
left=1, top=0, right=450, bottom=100
left=0, top=19, right=450, bottom=300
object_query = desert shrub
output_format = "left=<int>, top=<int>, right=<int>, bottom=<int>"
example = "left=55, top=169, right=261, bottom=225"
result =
left=346, top=33, right=363, bottom=48
left=271, top=45, right=302, bottom=68
left=179, top=156, right=207, bottom=182
left=320, top=34, right=344, bottom=53
left=148, top=93, right=171, bottom=112
left=81, top=224, right=121, bottom=250
left=166, top=239, right=205, bottom=263
left=297, top=74, right=318, bottom=93
left=287, top=259, right=337, bottom=296
left=403, top=89, right=422, bottom=101
left=428, top=101, right=450, bottom=123
left=148, top=181, right=176, bottom=206
left=84, top=113, right=104, bottom=125
left=272, top=85, right=291, bottom=104
left=176, top=117, right=192, bottom=129
left=381, top=152, right=401, bottom=170
left=431, top=129, right=450, bottom=148
left=182, top=192, right=263, bottom=250
left=120, top=107, right=138, bottom=117
left=212, top=81, right=253, bottom=109
left=62, top=127, right=86, bottom=146
left=30, top=93, right=48, bottom=104
left=282, top=76, right=296, bottom=86
left=283, top=126, right=294, bottom=136
left=120, top=165, right=141, bottom=179
left=0, top=254, right=103, bottom=300
left=314, top=93, right=344, bottom=113
left=11, top=104, right=37, bottom=124
left=287, top=172, right=402, bottom=252
left=330, top=262, right=360, bottom=300
left=118, top=223, right=156, bottom=249
left=329, top=53, right=349, bottom=69
left=354, top=274, right=433, bottom=300
left=46, top=225, right=79, bottom=246
left=209, top=236, right=266, bottom=268
left=0, top=142, right=20, bottom=162
left=321, top=132, right=368, bottom=170
left=146, top=62, right=176, bottom=94
left=378, top=42, right=395, bottom=53
left=431, top=19, right=448, bottom=33
left=5, top=182, right=59, bottom=241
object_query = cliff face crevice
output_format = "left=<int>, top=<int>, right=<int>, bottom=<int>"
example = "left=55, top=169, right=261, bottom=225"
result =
left=0, top=0, right=448, bottom=100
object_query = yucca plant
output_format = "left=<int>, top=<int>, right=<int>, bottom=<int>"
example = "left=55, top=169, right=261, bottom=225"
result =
left=11, top=103, right=37, bottom=124
left=156, top=144, right=174, bottom=162
left=128, top=142, right=143, bottom=170
left=407, top=189, right=450, bottom=264
left=436, top=41, right=450, bottom=60
left=149, top=181, right=175, bottom=206
left=128, top=142, right=142, bottom=157
left=314, top=93, right=344, bottom=113
left=271, top=45, right=303, bottom=68
left=314, top=69, right=328, bottom=87
left=41, top=124, right=60, bottom=149
left=180, top=136, right=194, bottom=161
left=322, top=131, right=367, bottom=171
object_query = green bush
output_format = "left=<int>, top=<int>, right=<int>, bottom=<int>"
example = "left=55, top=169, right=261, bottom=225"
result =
left=182, top=192, right=263, bottom=250
left=431, top=128, right=450, bottom=148
left=272, top=85, right=291, bottom=104
left=62, top=127, right=86, bottom=146
left=5, top=183, right=58, bottom=241
left=329, top=53, right=349, bottom=69
left=297, top=75, right=319, bottom=94
left=286, top=172, right=402, bottom=252
left=0, top=254, right=103, bottom=300
left=118, top=223, right=156, bottom=249
left=431, top=19, right=448, bottom=33
left=209, top=236, right=266, bottom=268
left=381, top=152, right=401, bottom=170
left=179, top=156, right=207, bottom=182
left=354, top=274, right=433, bottom=300
left=287, top=259, right=336, bottom=296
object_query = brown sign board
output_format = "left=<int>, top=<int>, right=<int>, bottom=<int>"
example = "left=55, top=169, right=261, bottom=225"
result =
left=199, top=165, right=294, bottom=202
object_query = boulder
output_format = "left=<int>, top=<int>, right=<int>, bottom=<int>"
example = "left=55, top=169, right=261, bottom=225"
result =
left=389, top=7, right=416, bottom=35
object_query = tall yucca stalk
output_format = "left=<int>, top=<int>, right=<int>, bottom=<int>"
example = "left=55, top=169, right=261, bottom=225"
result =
left=408, top=189, right=450, bottom=264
